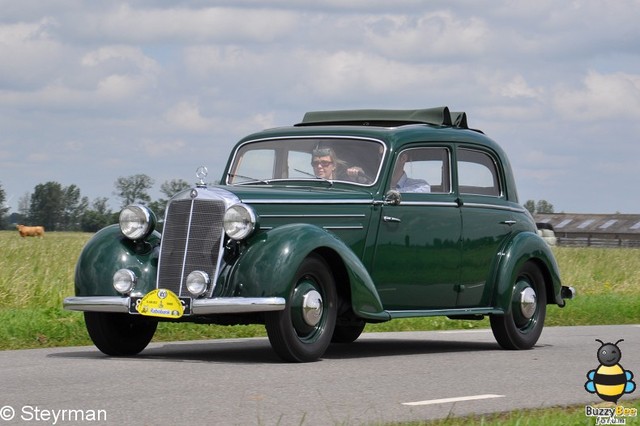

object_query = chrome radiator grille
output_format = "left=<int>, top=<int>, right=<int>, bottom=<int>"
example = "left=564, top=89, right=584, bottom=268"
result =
left=157, top=198, right=226, bottom=297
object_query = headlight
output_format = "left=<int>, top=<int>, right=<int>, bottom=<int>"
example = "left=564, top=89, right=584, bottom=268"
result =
left=113, top=269, right=136, bottom=294
left=186, top=270, right=210, bottom=297
left=119, top=205, right=156, bottom=240
left=223, top=203, right=257, bottom=240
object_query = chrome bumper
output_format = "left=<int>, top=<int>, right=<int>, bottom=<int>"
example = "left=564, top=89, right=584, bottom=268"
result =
left=63, top=296, right=286, bottom=315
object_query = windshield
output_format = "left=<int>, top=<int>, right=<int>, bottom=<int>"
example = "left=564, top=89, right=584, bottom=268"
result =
left=227, top=137, right=385, bottom=186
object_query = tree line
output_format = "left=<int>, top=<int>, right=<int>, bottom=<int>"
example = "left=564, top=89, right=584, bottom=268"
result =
left=0, top=175, right=190, bottom=232
left=0, top=177, right=555, bottom=233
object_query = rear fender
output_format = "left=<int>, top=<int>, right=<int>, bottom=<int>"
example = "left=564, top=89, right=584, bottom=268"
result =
left=74, top=225, right=161, bottom=297
left=229, top=223, right=388, bottom=320
left=494, top=231, right=563, bottom=312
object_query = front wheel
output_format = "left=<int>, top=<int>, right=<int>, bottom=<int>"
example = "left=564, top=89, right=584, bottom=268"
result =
left=490, top=262, right=546, bottom=350
left=265, top=254, right=337, bottom=362
left=84, top=312, right=157, bottom=356
left=331, top=320, right=366, bottom=343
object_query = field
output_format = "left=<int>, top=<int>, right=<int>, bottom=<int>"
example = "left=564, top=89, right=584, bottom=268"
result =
left=1, top=230, right=639, bottom=425
left=1, top=230, right=639, bottom=350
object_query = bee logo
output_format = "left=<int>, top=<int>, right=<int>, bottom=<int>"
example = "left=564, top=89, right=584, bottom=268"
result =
left=585, top=339, right=636, bottom=403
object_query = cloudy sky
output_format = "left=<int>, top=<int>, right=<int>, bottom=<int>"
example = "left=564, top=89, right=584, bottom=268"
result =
left=1, top=0, right=639, bottom=214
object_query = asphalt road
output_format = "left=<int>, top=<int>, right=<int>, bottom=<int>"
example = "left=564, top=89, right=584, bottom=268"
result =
left=1, top=325, right=639, bottom=425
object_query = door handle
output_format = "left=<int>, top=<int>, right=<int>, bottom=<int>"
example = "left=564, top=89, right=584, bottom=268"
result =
left=501, top=220, right=517, bottom=226
left=383, top=216, right=401, bottom=223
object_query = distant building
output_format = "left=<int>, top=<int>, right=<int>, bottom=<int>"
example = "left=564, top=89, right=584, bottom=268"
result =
left=534, top=213, right=640, bottom=248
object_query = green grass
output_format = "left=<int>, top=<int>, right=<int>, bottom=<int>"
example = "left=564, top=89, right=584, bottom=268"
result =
left=1, top=231, right=639, bottom=350
left=389, top=399, right=640, bottom=425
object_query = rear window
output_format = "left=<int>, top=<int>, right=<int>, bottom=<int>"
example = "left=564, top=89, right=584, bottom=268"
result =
left=457, top=148, right=501, bottom=196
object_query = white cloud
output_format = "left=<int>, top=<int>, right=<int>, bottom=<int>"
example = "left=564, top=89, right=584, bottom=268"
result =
left=75, top=4, right=299, bottom=43
left=363, top=11, right=489, bottom=60
left=164, top=101, right=211, bottom=132
left=554, top=71, right=640, bottom=120
left=0, top=18, right=64, bottom=87
left=142, top=138, right=187, bottom=157
left=81, top=45, right=159, bottom=74
left=498, top=75, right=541, bottom=99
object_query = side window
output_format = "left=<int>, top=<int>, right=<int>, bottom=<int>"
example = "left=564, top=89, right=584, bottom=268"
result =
left=390, top=147, right=450, bottom=193
left=457, top=148, right=501, bottom=196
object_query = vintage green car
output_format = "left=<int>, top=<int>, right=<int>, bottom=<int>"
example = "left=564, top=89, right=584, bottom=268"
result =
left=64, top=107, right=574, bottom=362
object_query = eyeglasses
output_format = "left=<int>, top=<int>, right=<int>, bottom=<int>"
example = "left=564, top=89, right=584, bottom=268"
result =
left=311, top=160, right=333, bottom=168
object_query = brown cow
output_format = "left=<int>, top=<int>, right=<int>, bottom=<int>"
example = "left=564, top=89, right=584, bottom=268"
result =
left=16, top=224, right=45, bottom=237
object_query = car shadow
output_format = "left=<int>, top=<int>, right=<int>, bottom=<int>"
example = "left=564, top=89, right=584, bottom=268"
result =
left=324, top=338, right=500, bottom=360
left=49, top=335, right=503, bottom=364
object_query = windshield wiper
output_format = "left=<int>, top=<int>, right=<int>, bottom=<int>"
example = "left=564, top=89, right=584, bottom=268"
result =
left=293, top=169, right=333, bottom=186
left=227, top=173, right=269, bottom=185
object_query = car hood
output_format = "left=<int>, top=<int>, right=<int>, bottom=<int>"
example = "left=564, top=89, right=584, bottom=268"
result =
left=214, top=184, right=375, bottom=204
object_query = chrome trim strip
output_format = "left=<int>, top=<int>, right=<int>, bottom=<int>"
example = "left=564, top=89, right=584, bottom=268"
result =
left=386, top=307, right=502, bottom=317
left=241, top=199, right=373, bottom=205
left=192, top=297, right=286, bottom=314
left=63, top=297, right=129, bottom=313
left=400, top=201, right=459, bottom=207
left=178, top=199, right=197, bottom=295
left=226, top=135, right=387, bottom=187
left=463, top=202, right=526, bottom=213
left=323, top=226, right=363, bottom=230
left=254, top=226, right=364, bottom=231
left=63, top=296, right=286, bottom=315
left=260, top=214, right=366, bottom=218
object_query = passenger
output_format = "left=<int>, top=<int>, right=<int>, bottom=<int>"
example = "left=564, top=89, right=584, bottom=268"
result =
left=390, top=153, right=430, bottom=192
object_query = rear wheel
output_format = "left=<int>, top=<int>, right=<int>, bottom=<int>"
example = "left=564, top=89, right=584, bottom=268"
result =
left=265, top=254, right=337, bottom=362
left=490, top=262, right=546, bottom=350
left=84, top=312, right=157, bottom=356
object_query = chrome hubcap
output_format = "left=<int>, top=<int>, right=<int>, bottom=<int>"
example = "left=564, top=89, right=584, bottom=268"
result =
left=520, top=287, right=537, bottom=319
left=301, top=290, right=323, bottom=326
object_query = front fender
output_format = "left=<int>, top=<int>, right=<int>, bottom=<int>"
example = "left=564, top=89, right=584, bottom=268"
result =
left=228, top=224, right=388, bottom=321
left=74, top=224, right=161, bottom=296
left=494, top=231, right=563, bottom=311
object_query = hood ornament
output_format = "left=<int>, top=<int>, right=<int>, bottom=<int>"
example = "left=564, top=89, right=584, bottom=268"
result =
left=195, top=166, right=208, bottom=187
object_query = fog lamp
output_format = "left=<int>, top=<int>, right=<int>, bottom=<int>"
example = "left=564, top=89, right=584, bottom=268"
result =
left=186, top=270, right=210, bottom=297
left=113, top=269, right=136, bottom=294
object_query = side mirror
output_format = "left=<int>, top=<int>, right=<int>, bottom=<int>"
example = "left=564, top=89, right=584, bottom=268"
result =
left=384, top=189, right=401, bottom=206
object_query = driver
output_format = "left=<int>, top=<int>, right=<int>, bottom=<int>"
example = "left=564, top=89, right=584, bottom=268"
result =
left=311, top=147, right=368, bottom=182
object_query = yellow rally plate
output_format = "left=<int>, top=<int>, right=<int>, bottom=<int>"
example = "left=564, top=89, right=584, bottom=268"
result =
left=136, top=289, right=184, bottom=319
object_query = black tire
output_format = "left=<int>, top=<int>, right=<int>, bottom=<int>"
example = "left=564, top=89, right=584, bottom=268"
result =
left=331, top=320, right=366, bottom=343
left=84, top=312, right=157, bottom=356
left=490, top=262, right=547, bottom=350
left=265, top=254, right=337, bottom=362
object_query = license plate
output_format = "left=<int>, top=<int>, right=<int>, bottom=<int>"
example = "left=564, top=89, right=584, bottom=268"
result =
left=129, top=290, right=192, bottom=317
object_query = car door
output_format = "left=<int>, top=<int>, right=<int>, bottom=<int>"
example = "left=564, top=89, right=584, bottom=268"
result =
left=456, top=147, right=514, bottom=308
left=371, top=146, right=462, bottom=310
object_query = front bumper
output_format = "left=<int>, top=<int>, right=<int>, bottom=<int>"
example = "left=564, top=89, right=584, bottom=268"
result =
left=63, top=296, right=286, bottom=315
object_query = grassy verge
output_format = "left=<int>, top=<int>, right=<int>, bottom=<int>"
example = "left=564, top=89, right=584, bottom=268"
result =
left=1, top=231, right=639, bottom=351
left=390, top=399, right=640, bottom=425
